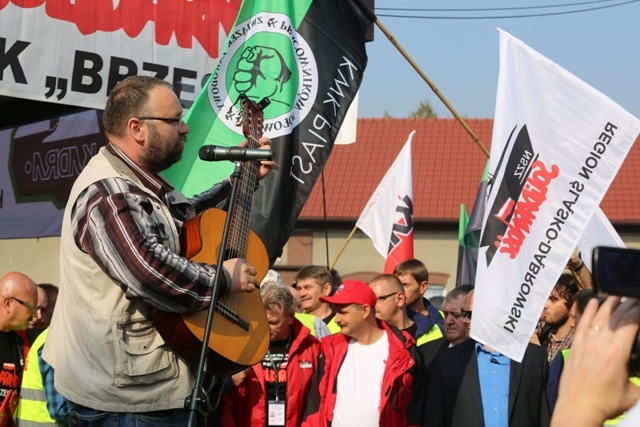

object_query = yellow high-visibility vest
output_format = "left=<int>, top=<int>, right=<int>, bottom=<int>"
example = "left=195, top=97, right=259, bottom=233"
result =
left=415, top=324, right=444, bottom=346
left=15, top=329, right=55, bottom=426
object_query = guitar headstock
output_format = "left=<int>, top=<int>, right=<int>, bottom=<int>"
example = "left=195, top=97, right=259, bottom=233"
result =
left=239, top=95, right=270, bottom=146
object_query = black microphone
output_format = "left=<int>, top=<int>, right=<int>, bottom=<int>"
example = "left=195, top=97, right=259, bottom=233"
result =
left=198, top=145, right=274, bottom=162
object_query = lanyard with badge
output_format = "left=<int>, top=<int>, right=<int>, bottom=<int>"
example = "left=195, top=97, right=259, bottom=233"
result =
left=266, top=333, right=291, bottom=427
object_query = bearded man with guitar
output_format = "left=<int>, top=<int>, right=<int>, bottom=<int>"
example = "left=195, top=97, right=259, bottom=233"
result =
left=43, top=76, right=274, bottom=426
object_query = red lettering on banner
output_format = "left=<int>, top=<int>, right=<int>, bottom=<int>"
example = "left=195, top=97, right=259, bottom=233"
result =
left=1, top=0, right=241, bottom=58
left=494, top=160, right=560, bottom=258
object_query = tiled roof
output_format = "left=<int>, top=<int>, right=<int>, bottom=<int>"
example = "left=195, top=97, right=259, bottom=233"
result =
left=601, top=135, right=640, bottom=223
left=299, top=118, right=640, bottom=225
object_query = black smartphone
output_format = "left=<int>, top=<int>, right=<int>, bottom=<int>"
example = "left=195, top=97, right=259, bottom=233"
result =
left=592, top=246, right=640, bottom=298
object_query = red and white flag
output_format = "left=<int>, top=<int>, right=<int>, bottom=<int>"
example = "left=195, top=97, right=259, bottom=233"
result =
left=357, top=131, right=415, bottom=273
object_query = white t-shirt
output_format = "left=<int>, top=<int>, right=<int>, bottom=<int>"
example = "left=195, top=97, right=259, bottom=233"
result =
left=332, top=330, right=389, bottom=427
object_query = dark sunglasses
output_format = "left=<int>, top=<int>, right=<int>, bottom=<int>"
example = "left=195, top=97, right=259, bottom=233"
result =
left=461, top=309, right=473, bottom=320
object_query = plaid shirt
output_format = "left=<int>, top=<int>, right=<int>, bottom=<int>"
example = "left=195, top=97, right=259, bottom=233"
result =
left=39, top=346, right=69, bottom=423
left=543, top=327, right=574, bottom=364
left=70, top=143, right=233, bottom=313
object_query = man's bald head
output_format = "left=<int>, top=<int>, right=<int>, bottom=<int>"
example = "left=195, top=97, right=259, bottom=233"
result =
left=369, top=274, right=407, bottom=326
left=369, top=274, right=405, bottom=294
left=0, top=271, right=38, bottom=332
left=1, top=271, right=35, bottom=292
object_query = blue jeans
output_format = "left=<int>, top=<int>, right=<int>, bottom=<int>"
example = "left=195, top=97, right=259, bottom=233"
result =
left=68, top=403, right=190, bottom=427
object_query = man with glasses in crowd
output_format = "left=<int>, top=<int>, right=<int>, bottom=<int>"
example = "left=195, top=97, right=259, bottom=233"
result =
left=419, top=285, right=474, bottom=375
left=369, top=273, right=444, bottom=346
left=369, top=274, right=415, bottom=333
left=426, top=290, right=550, bottom=427
left=0, top=271, right=39, bottom=418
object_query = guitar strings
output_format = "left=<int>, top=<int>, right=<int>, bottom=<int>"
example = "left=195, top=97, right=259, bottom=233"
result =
left=226, top=105, right=261, bottom=307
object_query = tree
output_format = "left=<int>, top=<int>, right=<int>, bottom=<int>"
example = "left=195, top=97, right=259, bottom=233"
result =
left=409, top=100, right=438, bottom=118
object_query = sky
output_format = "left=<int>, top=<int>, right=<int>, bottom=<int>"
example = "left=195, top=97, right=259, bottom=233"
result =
left=357, top=0, right=640, bottom=120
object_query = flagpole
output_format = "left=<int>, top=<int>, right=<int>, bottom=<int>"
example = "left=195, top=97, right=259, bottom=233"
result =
left=333, top=2, right=591, bottom=283
left=328, top=1, right=491, bottom=272
left=570, top=269, right=585, bottom=289
left=377, top=20, right=490, bottom=158
left=330, top=225, right=359, bottom=271
left=352, top=0, right=490, bottom=158
left=370, top=15, right=591, bottom=286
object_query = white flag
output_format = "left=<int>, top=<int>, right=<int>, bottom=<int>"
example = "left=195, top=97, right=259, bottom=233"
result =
left=472, top=29, right=640, bottom=362
left=357, top=131, right=415, bottom=273
left=578, top=207, right=625, bottom=271
left=334, top=92, right=359, bottom=145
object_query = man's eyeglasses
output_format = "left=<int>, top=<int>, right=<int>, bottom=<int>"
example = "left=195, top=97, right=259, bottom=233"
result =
left=138, top=114, right=184, bottom=125
left=461, top=309, right=473, bottom=320
left=443, top=310, right=464, bottom=320
left=10, top=296, right=38, bottom=313
left=377, top=292, right=399, bottom=302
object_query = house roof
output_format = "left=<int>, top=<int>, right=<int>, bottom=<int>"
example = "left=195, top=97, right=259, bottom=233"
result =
left=299, top=118, right=640, bottom=225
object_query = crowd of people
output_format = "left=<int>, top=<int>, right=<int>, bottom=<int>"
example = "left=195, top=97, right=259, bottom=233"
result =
left=5, top=257, right=638, bottom=427
left=1, top=76, right=639, bottom=427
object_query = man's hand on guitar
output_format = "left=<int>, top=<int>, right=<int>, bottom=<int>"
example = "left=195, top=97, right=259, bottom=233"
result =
left=223, top=258, right=258, bottom=293
left=240, top=137, right=274, bottom=181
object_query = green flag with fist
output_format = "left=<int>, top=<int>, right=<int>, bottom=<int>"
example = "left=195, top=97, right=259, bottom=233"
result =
left=164, top=0, right=373, bottom=264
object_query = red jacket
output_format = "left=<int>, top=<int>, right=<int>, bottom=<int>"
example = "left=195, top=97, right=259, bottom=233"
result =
left=221, top=318, right=321, bottom=427
left=303, top=321, right=426, bottom=427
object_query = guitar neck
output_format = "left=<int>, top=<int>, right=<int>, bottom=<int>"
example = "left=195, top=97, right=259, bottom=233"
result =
left=226, top=100, right=264, bottom=259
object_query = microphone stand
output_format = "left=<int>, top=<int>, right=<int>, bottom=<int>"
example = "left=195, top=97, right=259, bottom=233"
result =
left=185, top=160, right=245, bottom=427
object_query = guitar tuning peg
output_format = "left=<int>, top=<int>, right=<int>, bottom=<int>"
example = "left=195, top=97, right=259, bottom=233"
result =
left=235, top=112, right=245, bottom=127
left=257, top=98, right=271, bottom=110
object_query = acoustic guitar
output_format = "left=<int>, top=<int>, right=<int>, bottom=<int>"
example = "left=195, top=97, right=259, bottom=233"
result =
left=155, top=96, right=271, bottom=377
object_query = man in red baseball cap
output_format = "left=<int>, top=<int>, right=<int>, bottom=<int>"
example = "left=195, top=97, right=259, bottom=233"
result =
left=303, top=280, right=426, bottom=427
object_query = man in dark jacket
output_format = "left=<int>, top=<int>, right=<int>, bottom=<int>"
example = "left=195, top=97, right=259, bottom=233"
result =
left=426, top=290, right=550, bottom=427
left=302, top=280, right=425, bottom=427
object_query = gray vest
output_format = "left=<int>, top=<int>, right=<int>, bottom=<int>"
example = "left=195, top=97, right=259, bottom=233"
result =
left=43, top=147, right=194, bottom=412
